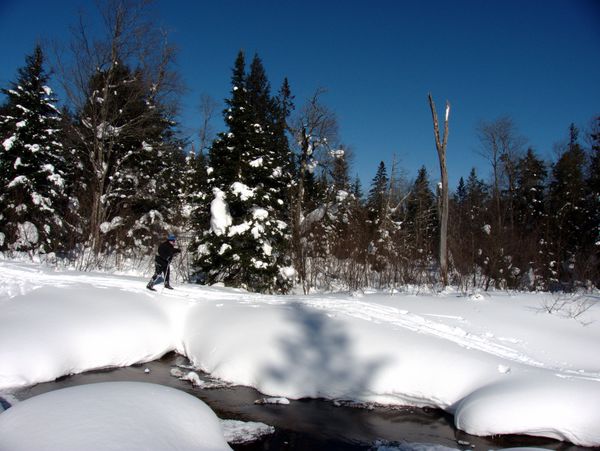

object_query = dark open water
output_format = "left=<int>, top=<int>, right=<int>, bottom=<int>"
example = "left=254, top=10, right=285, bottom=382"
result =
left=7, top=352, right=598, bottom=451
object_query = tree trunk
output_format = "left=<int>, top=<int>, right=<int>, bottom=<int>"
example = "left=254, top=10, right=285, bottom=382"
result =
left=428, top=94, right=450, bottom=287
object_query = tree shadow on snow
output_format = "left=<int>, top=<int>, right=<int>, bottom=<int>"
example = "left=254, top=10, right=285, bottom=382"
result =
left=263, top=302, right=388, bottom=441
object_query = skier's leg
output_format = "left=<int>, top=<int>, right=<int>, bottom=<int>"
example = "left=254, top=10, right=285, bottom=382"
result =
left=164, top=266, right=173, bottom=289
left=147, top=263, right=163, bottom=289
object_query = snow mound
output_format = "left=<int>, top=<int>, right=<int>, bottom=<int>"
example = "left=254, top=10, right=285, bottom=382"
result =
left=454, top=375, right=600, bottom=446
left=0, top=381, right=232, bottom=450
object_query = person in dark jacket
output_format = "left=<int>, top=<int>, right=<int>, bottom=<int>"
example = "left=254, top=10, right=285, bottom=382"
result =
left=147, top=234, right=181, bottom=291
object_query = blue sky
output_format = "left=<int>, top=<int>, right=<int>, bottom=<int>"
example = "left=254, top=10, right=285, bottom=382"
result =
left=1, top=0, right=599, bottom=189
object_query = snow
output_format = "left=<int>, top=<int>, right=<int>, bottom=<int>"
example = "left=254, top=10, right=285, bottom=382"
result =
left=330, top=148, right=345, bottom=158
left=100, top=216, right=123, bottom=234
left=227, top=221, right=251, bottom=237
left=254, top=397, right=290, bottom=405
left=210, top=188, right=232, bottom=236
left=279, top=266, right=296, bottom=280
left=221, top=419, right=274, bottom=444
left=249, top=157, right=263, bottom=167
left=252, top=207, right=268, bottom=220
left=231, top=181, right=255, bottom=200
left=7, top=175, right=28, bottom=188
left=0, top=381, right=232, bottom=450
left=16, top=222, right=39, bottom=246
left=1, top=261, right=600, bottom=447
left=3, top=134, right=17, bottom=151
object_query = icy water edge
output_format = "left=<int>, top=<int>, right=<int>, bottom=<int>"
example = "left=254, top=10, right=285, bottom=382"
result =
left=3, top=352, right=596, bottom=451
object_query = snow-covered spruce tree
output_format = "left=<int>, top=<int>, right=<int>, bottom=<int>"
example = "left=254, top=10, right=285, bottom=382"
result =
left=366, top=161, right=395, bottom=276
left=404, top=166, right=438, bottom=281
left=183, top=148, right=210, bottom=279
left=194, top=52, right=294, bottom=293
left=0, top=46, right=69, bottom=254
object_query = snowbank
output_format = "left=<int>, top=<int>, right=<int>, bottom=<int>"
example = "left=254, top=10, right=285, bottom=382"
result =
left=0, top=285, right=176, bottom=388
left=0, top=381, right=232, bottom=450
left=1, top=261, right=600, bottom=446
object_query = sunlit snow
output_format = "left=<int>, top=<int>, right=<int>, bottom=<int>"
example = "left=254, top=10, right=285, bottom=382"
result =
left=0, top=261, right=599, bottom=447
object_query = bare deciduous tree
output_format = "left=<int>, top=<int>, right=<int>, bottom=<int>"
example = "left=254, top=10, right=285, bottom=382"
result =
left=55, top=0, right=181, bottom=262
left=197, top=93, right=218, bottom=153
left=476, top=116, right=526, bottom=230
left=289, top=88, right=338, bottom=292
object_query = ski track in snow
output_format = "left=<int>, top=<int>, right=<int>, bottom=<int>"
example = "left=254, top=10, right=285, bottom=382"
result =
left=3, top=263, right=599, bottom=382
left=237, top=295, right=600, bottom=382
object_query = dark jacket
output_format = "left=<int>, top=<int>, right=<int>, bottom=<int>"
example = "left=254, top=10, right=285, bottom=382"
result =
left=155, top=240, right=181, bottom=266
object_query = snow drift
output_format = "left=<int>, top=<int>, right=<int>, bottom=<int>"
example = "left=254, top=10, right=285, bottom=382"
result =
left=0, top=382, right=232, bottom=451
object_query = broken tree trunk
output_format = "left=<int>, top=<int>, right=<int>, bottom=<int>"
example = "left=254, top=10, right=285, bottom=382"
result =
left=428, top=93, right=450, bottom=287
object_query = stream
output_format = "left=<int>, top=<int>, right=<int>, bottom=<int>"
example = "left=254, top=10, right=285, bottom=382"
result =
left=6, top=352, right=596, bottom=451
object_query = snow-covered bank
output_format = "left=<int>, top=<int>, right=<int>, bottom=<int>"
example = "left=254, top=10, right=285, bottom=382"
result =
left=1, top=261, right=600, bottom=446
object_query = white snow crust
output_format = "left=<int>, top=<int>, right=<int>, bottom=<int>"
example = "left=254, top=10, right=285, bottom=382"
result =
left=0, top=261, right=599, bottom=446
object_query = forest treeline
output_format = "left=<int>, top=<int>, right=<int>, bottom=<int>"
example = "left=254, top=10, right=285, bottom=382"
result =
left=1, top=2, right=598, bottom=293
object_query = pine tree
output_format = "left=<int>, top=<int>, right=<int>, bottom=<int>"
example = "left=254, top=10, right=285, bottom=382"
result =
left=515, top=148, right=547, bottom=232
left=454, top=177, right=467, bottom=205
left=0, top=46, right=68, bottom=253
left=366, top=161, right=394, bottom=273
left=548, top=124, right=588, bottom=284
left=196, top=52, right=294, bottom=293
left=405, top=166, right=437, bottom=267
left=449, top=168, right=488, bottom=287
left=514, top=148, right=548, bottom=288
left=584, top=117, right=600, bottom=286
left=367, top=161, right=389, bottom=224
left=327, top=149, right=354, bottom=259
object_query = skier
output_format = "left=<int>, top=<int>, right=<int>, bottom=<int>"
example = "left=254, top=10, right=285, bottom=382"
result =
left=147, top=234, right=181, bottom=291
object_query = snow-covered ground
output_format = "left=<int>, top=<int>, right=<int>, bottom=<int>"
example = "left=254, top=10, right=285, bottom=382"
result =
left=1, top=260, right=599, bottom=448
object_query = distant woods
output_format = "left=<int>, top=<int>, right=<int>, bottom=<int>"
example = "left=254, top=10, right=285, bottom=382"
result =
left=0, top=1, right=598, bottom=292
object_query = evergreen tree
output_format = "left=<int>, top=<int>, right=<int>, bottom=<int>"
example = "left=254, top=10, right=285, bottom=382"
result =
left=514, top=148, right=548, bottom=288
left=366, top=161, right=394, bottom=273
left=548, top=124, right=588, bottom=284
left=185, top=148, right=210, bottom=234
left=0, top=46, right=68, bottom=253
left=584, top=117, right=600, bottom=286
left=449, top=168, right=488, bottom=287
left=367, top=161, right=389, bottom=224
left=454, top=177, right=467, bottom=206
left=196, top=52, right=294, bottom=293
left=351, top=175, right=363, bottom=200
left=515, top=148, right=547, bottom=232
left=327, top=149, right=354, bottom=259
left=405, top=166, right=437, bottom=266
